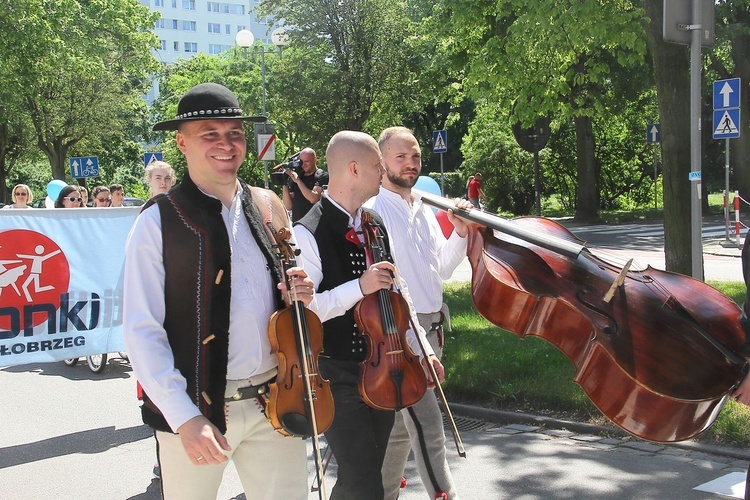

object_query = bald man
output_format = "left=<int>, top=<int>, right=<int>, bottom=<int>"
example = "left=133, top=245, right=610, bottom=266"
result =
left=294, top=131, right=443, bottom=500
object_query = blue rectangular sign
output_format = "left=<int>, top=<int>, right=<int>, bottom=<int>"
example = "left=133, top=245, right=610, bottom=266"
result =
left=69, top=156, right=100, bottom=178
left=713, top=109, right=741, bottom=139
left=646, top=124, right=660, bottom=143
left=713, top=78, right=741, bottom=110
left=432, top=130, right=447, bottom=153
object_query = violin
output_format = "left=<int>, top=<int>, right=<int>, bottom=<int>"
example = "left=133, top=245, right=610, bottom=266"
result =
left=354, top=212, right=427, bottom=411
left=418, top=190, right=748, bottom=443
left=266, top=225, right=334, bottom=498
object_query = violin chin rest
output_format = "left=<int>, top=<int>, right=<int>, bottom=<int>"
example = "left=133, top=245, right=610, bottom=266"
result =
left=282, top=412, right=311, bottom=438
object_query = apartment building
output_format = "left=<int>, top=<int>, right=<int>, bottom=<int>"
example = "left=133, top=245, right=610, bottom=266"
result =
left=140, top=0, right=273, bottom=101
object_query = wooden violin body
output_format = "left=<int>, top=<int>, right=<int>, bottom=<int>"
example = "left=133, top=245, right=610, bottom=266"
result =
left=355, top=290, right=427, bottom=410
left=267, top=303, right=334, bottom=437
left=467, top=218, right=747, bottom=442
left=354, top=211, right=427, bottom=411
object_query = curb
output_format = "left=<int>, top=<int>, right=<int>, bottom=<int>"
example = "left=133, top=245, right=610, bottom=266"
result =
left=451, top=403, right=750, bottom=462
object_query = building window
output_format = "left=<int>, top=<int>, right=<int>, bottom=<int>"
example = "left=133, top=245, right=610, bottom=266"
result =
left=172, top=19, right=178, bottom=29
left=222, top=4, right=229, bottom=13
left=171, top=0, right=177, bottom=7
left=225, top=24, right=231, bottom=34
left=207, top=2, right=218, bottom=12
left=173, top=41, right=179, bottom=51
left=155, top=18, right=165, bottom=28
left=154, top=0, right=165, bottom=6
left=208, top=23, right=221, bottom=34
left=237, top=25, right=246, bottom=32
left=231, top=5, right=245, bottom=15
left=209, top=44, right=223, bottom=54
left=185, top=42, right=198, bottom=53
left=182, top=20, right=196, bottom=31
left=160, top=39, right=167, bottom=50
left=182, top=0, right=195, bottom=9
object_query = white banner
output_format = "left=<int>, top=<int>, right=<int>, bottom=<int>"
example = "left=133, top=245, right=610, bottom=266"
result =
left=0, top=207, right=139, bottom=367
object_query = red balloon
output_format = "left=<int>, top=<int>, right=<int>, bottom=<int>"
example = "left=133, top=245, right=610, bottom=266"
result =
left=435, top=209, right=454, bottom=238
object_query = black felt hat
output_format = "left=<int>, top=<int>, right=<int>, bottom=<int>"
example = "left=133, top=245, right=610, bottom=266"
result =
left=153, top=82, right=265, bottom=131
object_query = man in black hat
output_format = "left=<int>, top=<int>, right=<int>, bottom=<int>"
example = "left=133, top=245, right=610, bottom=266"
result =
left=123, top=82, right=313, bottom=499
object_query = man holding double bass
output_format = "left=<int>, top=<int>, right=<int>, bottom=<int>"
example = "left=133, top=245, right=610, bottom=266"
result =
left=294, top=130, right=443, bottom=500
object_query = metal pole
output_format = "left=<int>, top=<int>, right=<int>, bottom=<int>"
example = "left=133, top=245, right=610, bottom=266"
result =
left=439, top=153, right=444, bottom=196
left=725, top=139, right=730, bottom=241
left=260, top=46, right=269, bottom=188
left=689, top=0, right=703, bottom=280
left=654, top=147, right=658, bottom=211
left=533, top=142, right=541, bottom=216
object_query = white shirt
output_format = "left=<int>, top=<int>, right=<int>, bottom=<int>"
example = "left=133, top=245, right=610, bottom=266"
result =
left=293, top=194, right=434, bottom=359
left=365, top=187, right=467, bottom=313
left=123, top=184, right=276, bottom=432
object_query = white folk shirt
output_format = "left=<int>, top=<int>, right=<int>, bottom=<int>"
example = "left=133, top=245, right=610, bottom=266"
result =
left=364, top=187, right=467, bottom=314
left=123, top=184, right=276, bottom=432
left=293, top=194, right=434, bottom=359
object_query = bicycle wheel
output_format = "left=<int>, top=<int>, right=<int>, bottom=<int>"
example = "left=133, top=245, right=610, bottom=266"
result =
left=63, top=358, right=79, bottom=367
left=87, top=353, right=108, bottom=373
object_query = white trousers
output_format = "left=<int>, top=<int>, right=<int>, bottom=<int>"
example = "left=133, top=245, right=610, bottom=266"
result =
left=155, top=379, right=308, bottom=500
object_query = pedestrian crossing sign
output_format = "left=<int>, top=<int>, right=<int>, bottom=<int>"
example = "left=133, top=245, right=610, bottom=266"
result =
left=713, top=109, right=741, bottom=139
left=433, top=130, right=447, bottom=153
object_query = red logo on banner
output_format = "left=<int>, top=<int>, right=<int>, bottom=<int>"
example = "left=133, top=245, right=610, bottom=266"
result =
left=0, top=229, right=70, bottom=330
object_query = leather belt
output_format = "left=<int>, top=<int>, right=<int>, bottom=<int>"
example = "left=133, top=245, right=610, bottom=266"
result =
left=225, top=378, right=274, bottom=402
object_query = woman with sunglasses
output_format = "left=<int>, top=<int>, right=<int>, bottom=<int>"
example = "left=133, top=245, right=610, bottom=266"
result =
left=54, top=185, right=83, bottom=208
left=91, top=185, right=111, bottom=207
left=3, top=184, right=34, bottom=209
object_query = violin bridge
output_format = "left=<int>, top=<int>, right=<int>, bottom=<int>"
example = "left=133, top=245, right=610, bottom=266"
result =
left=603, top=258, right=633, bottom=304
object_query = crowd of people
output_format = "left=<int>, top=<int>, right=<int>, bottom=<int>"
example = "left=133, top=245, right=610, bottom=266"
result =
left=3, top=161, right=176, bottom=211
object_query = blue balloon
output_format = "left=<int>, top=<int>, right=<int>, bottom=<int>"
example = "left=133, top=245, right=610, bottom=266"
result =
left=414, top=175, right=442, bottom=213
left=414, top=175, right=441, bottom=196
left=46, top=180, right=67, bottom=201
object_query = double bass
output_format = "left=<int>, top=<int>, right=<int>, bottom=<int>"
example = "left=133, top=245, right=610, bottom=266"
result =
left=418, top=190, right=748, bottom=443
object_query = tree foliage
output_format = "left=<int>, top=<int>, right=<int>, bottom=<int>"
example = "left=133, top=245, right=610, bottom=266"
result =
left=0, top=0, right=159, bottom=182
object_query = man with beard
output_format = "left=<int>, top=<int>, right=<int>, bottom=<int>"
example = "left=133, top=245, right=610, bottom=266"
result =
left=294, top=130, right=443, bottom=500
left=365, top=126, right=471, bottom=500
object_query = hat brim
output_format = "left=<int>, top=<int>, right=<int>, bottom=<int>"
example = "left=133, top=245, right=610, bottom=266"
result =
left=153, top=114, right=267, bottom=132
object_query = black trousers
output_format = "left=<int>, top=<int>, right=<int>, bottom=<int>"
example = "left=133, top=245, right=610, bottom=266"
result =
left=320, top=358, right=395, bottom=500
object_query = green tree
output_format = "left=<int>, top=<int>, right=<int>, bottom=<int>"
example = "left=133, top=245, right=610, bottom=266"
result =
left=425, top=0, right=647, bottom=222
left=258, top=0, right=412, bottom=136
left=0, top=0, right=159, bottom=181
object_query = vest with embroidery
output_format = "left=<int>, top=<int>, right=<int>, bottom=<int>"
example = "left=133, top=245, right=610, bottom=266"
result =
left=295, top=197, right=390, bottom=362
left=140, top=173, right=284, bottom=434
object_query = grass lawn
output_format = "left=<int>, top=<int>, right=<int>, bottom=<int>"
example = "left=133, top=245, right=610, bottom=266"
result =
left=441, top=280, right=750, bottom=447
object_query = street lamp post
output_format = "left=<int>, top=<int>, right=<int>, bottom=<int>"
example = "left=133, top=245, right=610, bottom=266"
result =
left=235, top=29, right=267, bottom=116
left=235, top=29, right=287, bottom=188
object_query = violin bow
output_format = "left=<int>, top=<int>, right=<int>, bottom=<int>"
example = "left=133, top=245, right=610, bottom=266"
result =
left=387, top=255, right=468, bottom=458
left=268, top=224, right=329, bottom=500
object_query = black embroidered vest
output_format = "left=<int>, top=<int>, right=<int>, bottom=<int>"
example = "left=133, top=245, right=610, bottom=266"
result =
left=140, top=173, right=284, bottom=433
left=295, top=197, right=389, bottom=362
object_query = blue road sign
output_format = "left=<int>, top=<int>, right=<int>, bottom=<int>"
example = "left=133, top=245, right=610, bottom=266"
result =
left=713, top=108, right=741, bottom=139
left=646, top=124, right=660, bottom=143
left=433, top=130, right=447, bottom=153
left=69, top=156, right=99, bottom=178
left=713, top=78, right=741, bottom=110
left=144, top=152, right=163, bottom=168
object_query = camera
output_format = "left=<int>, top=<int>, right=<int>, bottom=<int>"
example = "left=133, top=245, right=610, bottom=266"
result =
left=270, top=153, right=304, bottom=187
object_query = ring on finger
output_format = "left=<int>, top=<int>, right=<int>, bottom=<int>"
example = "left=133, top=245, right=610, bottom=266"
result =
left=197, top=455, right=205, bottom=461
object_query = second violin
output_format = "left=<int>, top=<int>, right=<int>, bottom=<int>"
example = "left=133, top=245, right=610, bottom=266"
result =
left=354, top=212, right=427, bottom=411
